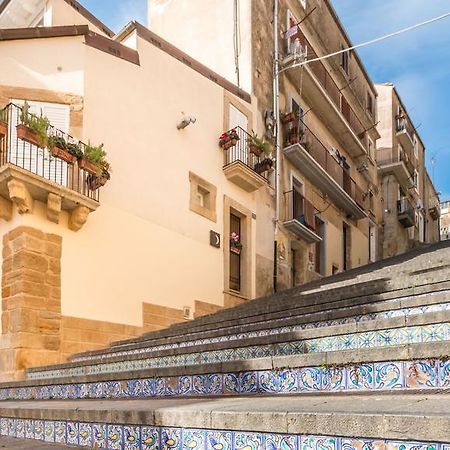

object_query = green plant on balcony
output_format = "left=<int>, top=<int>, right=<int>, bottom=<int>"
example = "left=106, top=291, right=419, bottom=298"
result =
left=17, top=101, right=50, bottom=148
left=249, top=133, right=272, bottom=157
left=66, top=142, right=84, bottom=160
left=47, top=135, right=78, bottom=164
left=79, top=143, right=111, bottom=190
left=87, top=161, right=111, bottom=191
left=78, top=142, right=107, bottom=175
left=254, top=157, right=273, bottom=175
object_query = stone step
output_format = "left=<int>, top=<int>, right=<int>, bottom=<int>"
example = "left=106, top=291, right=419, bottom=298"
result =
left=113, top=262, right=450, bottom=349
left=0, top=393, right=448, bottom=446
left=2, top=341, right=448, bottom=401
left=0, top=436, right=76, bottom=449
left=26, top=305, right=450, bottom=380
left=71, top=282, right=450, bottom=364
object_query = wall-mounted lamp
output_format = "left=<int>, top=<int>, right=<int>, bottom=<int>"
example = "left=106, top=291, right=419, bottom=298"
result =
left=177, top=116, right=197, bottom=130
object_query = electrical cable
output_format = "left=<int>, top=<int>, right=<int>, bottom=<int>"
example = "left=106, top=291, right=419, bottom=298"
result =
left=279, top=11, right=450, bottom=74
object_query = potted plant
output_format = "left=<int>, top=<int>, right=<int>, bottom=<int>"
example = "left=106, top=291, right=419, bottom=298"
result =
left=281, top=111, right=298, bottom=124
left=16, top=101, right=50, bottom=148
left=47, top=135, right=77, bottom=164
left=67, top=142, right=84, bottom=160
left=230, top=232, right=243, bottom=255
left=288, top=127, right=304, bottom=145
left=87, top=161, right=111, bottom=190
left=0, top=107, right=7, bottom=139
left=219, top=129, right=240, bottom=150
left=249, top=133, right=272, bottom=157
left=78, top=143, right=106, bottom=175
left=254, top=158, right=273, bottom=174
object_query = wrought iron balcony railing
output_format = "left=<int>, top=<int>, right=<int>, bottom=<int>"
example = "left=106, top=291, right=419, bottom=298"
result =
left=286, top=30, right=368, bottom=144
left=284, top=189, right=319, bottom=232
left=283, top=117, right=368, bottom=212
left=222, top=126, right=271, bottom=180
left=0, top=103, right=101, bottom=201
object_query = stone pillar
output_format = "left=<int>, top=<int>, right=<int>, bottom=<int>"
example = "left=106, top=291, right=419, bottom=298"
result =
left=0, top=226, right=62, bottom=381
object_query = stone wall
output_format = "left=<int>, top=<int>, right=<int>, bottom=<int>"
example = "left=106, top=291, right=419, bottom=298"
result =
left=0, top=226, right=228, bottom=380
left=0, top=226, right=62, bottom=381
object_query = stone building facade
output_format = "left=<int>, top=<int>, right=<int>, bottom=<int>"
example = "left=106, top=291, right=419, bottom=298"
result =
left=376, top=83, right=440, bottom=258
left=0, top=0, right=275, bottom=379
left=149, top=0, right=382, bottom=289
left=441, top=200, right=450, bottom=241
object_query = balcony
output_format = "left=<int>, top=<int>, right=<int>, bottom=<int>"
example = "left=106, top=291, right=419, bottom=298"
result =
left=396, top=118, right=416, bottom=150
left=283, top=190, right=322, bottom=243
left=283, top=118, right=367, bottom=220
left=282, top=31, right=368, bottom=158
left=222, top=127, right=270, bottom=192
left=0, top=103, right=102, bottom=230
left=397, top=197, right=415, bottom=228
left=378, top=147, right=414, bottom=188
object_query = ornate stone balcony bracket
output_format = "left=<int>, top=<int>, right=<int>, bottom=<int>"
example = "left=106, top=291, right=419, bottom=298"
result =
left=0, top=164, right=99, bottom=231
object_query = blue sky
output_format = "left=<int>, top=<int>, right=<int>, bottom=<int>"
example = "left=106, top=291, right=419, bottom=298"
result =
left=80, top=0, right=450, bottom=200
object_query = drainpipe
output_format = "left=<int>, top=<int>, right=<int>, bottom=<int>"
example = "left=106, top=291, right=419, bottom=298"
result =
left=273, top=0, right=281, bottom=293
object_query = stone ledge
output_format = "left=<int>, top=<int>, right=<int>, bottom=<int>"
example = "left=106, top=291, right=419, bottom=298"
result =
left=0, top=341, right=447, bottom=388
left=0, top=393, right=449, bottom=442
left=0, top=164, right=99, bottom=231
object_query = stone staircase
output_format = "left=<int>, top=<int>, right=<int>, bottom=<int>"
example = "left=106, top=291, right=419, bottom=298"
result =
left=0, top=241, right=449, bottom=448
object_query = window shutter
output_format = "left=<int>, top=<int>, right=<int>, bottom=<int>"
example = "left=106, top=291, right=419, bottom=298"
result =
left=10, top=100, right=70, bottom=187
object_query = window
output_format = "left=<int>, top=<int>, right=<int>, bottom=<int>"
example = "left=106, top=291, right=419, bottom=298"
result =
left=413, top=133, right=418, bottom=159
left=413, top=169, right=419, bottom=192
left=229, top=212, right=242, bottom=292
left=367, top=92, right=374, bottom=116
left=340, top=46, right=349, bottom=75
left=10, top=99, right=70, bottom=186
left=189, top=172, right=217, bottom=222
left=368, top=137, right=375, bottom=161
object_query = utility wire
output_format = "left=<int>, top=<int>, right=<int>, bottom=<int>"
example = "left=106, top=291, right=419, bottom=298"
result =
left=279, top=11, right=450, bottom=74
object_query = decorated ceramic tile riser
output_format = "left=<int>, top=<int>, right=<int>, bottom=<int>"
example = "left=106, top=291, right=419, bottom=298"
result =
left=3, top=358, right=449, bottom=401
left=0, top=419, right=447, bottom=449
left=72, top=296, right=450, bottom=363
left=28, top=322, right=450, bottom=380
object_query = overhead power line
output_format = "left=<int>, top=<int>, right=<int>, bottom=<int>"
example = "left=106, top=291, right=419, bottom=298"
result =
left=279, top=11, right=450, bottom=73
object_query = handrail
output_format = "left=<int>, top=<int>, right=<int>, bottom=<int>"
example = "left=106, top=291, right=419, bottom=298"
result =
left=0, top=103, right=100, bottom=201
left=283, top=116, right=368, bottom=211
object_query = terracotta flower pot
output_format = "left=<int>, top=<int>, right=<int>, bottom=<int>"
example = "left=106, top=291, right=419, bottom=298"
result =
left=0, top=120, right=7, bottom=139
left=222, top=140, right=233, bottom=150
left=281, top=112, right=297, bottom=124
left=87, top=175, right=108, bottom=190
left=249, top=143, right=263, bottom=157
left=78, top=158, right=99, bottom=175
left=50, top=146, right=77, bottom=164
left=16, top=124, right=45, bottom=147
left=254, top=159, right=273, bottom=174
left=230, top=246, right=241, bottom=255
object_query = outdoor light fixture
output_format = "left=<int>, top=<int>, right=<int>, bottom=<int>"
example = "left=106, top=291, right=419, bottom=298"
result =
left=177, top=116, right=197, bottom=130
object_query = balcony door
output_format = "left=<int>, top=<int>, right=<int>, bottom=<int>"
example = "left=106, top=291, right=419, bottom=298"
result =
left=10, top=99, right=70, bottom=187
left=227, top=104, right=248, bottom=165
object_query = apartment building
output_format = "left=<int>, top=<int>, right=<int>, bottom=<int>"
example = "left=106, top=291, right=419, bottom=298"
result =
left=0, top=0, right=275, bottom=379
left=149, top=0, right=382, bottom=289
left=376, top=83, right=440, bottom=258
left=441, top=200, right=450, bottom=241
